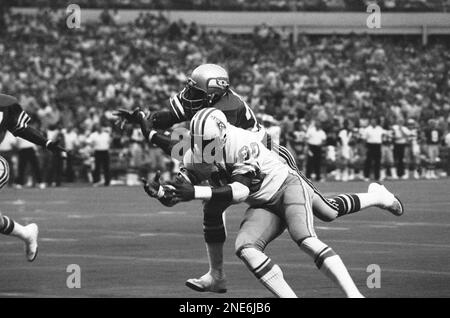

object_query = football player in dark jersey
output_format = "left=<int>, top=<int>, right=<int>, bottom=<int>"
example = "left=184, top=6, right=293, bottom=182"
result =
left=115, top=64, right=404, bottom=293
left=0, top=93, right=66, bottom=262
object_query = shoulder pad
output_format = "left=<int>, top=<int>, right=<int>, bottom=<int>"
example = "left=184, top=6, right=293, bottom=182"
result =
left=213, top=91, right=244, bottom=112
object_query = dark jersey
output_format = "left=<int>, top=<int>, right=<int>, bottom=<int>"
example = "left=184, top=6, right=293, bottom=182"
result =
left=0, top=94, right=31, bottom=137
left=425, top=129, right=442, bottom=145
left=154, top=89, right=260, bottom=132
left=382, top=129, right=394, bottom=145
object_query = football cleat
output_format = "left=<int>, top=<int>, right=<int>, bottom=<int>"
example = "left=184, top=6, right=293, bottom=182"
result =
left=368, top=183, right=404, bottom=216
left=185, top=272, right=227, bottom=294
left=24, top=223, right=39, bottom=262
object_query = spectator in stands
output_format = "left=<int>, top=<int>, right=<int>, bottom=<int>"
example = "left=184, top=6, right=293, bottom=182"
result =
left=392, top=118, right=409, bottom=178
left=403, top=119, right=421, bottom=179
left=380, top=119, right=397, bottom=180
left=44, top=124, right=65, bottom=187
left=62, top=125, right=79, bottom=183
left=445, top=130, right=450, bottom=176
left=0, top=8, right=449, bottom=182
left=87, top=125, right=112, bottom=186
left=424, top=119, right=443, bottom=179
left=363, top=118, right=383, bottom=181
left=287, top=119, right=307, bottom=171
left=16, top=138, right=44, bottom=189
left=336, top=120, right=354, bottom=182
left=305, top=120, right=327, bottom=181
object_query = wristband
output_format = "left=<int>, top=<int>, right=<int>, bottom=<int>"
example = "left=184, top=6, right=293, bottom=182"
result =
left=149, top=130, right=157, bottom=142
left=194, top=186, right=212, bottom=200
left=45, top=140, right=52, bottom=148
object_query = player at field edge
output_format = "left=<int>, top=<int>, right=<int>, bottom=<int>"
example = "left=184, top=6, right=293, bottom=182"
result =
left=115, top=64, right=404, bottom=293
left=0, top=93, right=66, bottom=262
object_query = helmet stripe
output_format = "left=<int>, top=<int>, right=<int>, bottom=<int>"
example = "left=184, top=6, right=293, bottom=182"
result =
left=190, top=110, right=203, bottom=136
left=200, top=108, right=217, bottom=137
left=192, top=108, right=215, bottom=137
left=190, top=109, right=203, bottom=135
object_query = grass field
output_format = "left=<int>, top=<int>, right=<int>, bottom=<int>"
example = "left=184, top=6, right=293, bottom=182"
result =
left=1, top=179, right=449, bottom=298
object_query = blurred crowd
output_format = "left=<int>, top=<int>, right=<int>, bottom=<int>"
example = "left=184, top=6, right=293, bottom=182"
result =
left=0, top=8, right=449, bottom=187
left=11, top=0, right=450, bottom=12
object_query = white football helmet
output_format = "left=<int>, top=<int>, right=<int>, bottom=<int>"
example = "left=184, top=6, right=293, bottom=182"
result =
left=180, top=64, right=230, bottom=116
left=189, top=108, right=228, bottom=162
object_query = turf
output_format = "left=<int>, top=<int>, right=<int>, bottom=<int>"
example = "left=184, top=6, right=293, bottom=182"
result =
left=1, top=179, right=449, bottom=298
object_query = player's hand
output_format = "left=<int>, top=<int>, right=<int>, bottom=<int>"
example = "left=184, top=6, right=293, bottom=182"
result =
left=113, top=107, right=146, bottom=129
left=167, top=176, right=195, bottom=201
left=46, top=140, right=67, bottom=158
left=141, top=171, right=164, bottom=198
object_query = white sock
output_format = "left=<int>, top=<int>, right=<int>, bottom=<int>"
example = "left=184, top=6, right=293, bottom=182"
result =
left=10, top=221, right=29, bottom=241
left=239, top=247, right=297, bottom=298
left=300, top=237, right=363, bottom=298
left=320, top=255, right=364, bottom=298
left=356, top=193, right=382, bottom=210
left=206, top=242, right=225, bottom=279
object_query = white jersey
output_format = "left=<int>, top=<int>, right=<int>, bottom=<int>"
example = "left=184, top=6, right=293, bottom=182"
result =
left=338, top=129, right=352, bottom=159
left=183, top=125, right=289, bottom=206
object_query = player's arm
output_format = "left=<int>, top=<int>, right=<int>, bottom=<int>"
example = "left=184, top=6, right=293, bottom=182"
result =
left=15, top=126, right=65, bottom=154
left=169, top=161, right=253, bottom=204
left=168, top=178, right=250, bottom=204
left=4, top=100, right=65, bottom=154
left=115, top=92, right=187, bottom=129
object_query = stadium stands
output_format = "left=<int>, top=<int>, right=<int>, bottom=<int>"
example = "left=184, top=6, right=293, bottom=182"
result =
left=10, top=0, right=450, bottom=12
left=0, top=8, right=449, bottom=185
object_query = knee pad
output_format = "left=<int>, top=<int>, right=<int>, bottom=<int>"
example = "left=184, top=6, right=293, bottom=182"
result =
left=235, top=245, right=274, bottom=278
left=203, top=214, right=226, bottom=243
left=203, top=223, right=226, bottom=243
left=235, top=244, right=261, bottom=259
left=203, top=207, right=227, bottom=243
left=0, top=156, right=10, bottom=190
left=298, top=237, right=336, bottom=269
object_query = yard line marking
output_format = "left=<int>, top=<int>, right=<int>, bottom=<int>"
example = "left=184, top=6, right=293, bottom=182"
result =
left=316, top=226, right=349, bottom=231
left=67, top=215, right=97, bottom=219
left=328, top=239, right=450, bottom=249
left=2, top=200, right=68, bottom=205
left=101, top=235, right=135, bottom=240
left=15, top=252, right=450, bottom=277
left=0, top=293, right=28, bottom=297
left=49, top=228, right=139, bottom=235
left=139, top=232, right=199, bottom=238
left=364, top=224, right=399, bottom=229
left=337, top=220, right=450, bottom=228
left=40, top=238, right=79, bottom=242
left=42, top=228, right=450, bottom=248
left=157, top=211, right=187, bottom=215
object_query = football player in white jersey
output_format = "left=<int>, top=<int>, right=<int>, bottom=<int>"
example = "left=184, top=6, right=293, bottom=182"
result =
left=143, top=108, right=404, bottom=297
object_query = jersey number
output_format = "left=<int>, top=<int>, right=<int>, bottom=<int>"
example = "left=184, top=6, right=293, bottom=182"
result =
left=238, top=142, right=260, bottom=162
left=431, top=131, right=439, bottom=143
